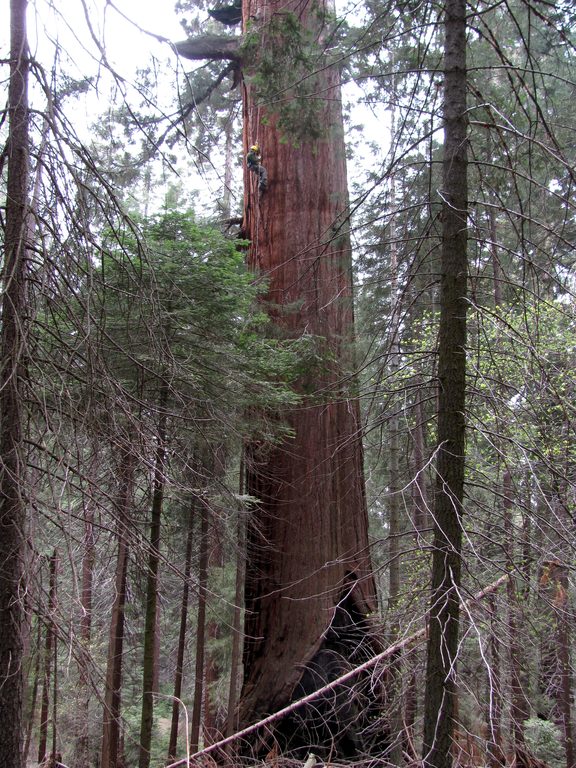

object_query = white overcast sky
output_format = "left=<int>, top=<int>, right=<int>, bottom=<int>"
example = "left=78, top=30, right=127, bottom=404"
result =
left=1, top=0, right=390, bottom=211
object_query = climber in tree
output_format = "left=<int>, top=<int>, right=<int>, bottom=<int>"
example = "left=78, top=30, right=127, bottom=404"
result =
left=246, top=143, right=268, bottom=193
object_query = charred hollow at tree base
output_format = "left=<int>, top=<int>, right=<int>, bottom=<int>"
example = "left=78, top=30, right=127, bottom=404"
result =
left=244, top=589, right=389, bottom=761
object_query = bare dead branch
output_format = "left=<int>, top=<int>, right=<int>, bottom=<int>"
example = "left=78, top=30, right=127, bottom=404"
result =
left=166, top=574, right=510, bottom=768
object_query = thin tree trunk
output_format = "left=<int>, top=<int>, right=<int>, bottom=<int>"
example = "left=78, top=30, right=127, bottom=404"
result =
left=504, top=470, right=530, bottom=755
left=23, top=617, right=42, bottom=764
left=190, top=504, right=210, bottom=753
left=101, top=449, right=135, bottom=768
left=489, top=207, right=503, bottom=309
left=422, top=1, right=468, bottom=767
left=74, top=458, right=97, bottom=768
left=167, top=501, right=195, bottom=762
left=0, top=2, right=30, bottom=765
left=538, top=560, right=574, bottom=768
left=204, top=516, right=224, bottom=747
left=403, top=660, right=418, bottom=760
left=411, top=383, right=430, bottom=536
left=222, top=118, right=235, bottom=220
left=225, top=503, right=246, bottom=744
left=387, top=122, right=404, bottom=766
left=51, top=621, right=58, bottom=759
left=486, top=594, right=505, bottom=768
left=38, top=551, right=58, bottom=764
left=557, top=580, right=574, bottom=768
left=139, top=388, right=169, bottom=768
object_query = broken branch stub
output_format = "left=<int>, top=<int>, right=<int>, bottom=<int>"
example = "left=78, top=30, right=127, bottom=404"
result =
left=174, top=35, right=242, bottom=62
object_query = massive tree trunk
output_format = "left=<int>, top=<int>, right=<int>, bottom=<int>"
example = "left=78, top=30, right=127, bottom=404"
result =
left=422, top=1, right=468, bottom=767
left=0, top=2, right=30, bottom=765
left=238, top=0, right=379, bottom=757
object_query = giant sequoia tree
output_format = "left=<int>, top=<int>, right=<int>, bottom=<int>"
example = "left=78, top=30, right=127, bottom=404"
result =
left=178, top=0, right=381, bottom=757
left=238, top=0, right=380, bottom=755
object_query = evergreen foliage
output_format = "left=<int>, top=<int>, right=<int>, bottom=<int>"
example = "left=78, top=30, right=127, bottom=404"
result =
left=2, top=0, right=576, bottom=766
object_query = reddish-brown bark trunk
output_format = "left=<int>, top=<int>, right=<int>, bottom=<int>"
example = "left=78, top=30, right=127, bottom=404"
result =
left=239, top=0, right=378, bottom=752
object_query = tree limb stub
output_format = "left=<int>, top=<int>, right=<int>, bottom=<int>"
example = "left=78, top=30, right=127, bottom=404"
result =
left=165, top=574, right=510, bottom=767
left=175, top=35, right=242, bottom=62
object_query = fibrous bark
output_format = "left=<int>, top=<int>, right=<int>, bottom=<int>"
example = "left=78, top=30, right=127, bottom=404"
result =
left=238, top=0, right=379, bottom=757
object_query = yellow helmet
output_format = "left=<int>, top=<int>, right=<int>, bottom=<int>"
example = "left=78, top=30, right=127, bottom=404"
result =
left=250, top=143, right=259, bottom=151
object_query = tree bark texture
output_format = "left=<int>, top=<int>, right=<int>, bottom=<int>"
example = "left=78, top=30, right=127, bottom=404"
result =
left=0, top=2, right=29, bottom=765
left=422, top=2, right=468, bottom=767
left=239, top=0, right=378, bottom=753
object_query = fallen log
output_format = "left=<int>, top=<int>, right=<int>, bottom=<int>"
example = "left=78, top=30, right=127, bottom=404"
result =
left=166, top=573, right=510, bottom=767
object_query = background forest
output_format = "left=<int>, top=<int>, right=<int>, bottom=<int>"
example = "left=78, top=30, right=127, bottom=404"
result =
left=2, top=1, right=576, bottom=768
